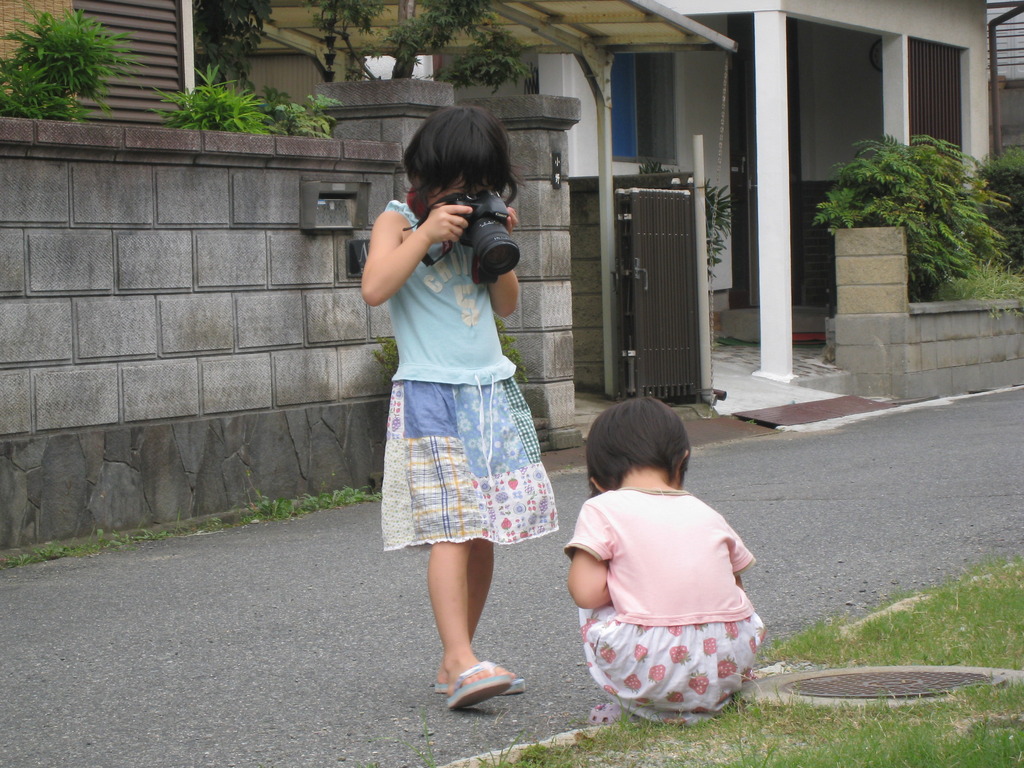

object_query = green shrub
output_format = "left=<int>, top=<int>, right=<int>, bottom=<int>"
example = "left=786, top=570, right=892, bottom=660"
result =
left=433, top=18, right=530, bottom=92
left=814, top=135, right=1008, bottom=302
left=258, top=87, right=341, bottom=138
left=154, top=66, right=269, bottom=133
left=0, top=8, right=136, bottom=120
left=307, top=0, right=527, bottom=86
left=980, top=147, right=1024, bottom=273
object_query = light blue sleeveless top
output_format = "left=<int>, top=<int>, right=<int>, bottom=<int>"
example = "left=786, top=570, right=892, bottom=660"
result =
left=383, top=200, right=516, bottom=385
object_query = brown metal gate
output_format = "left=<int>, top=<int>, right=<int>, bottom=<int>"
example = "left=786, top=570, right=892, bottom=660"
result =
left=616, top=187, right=702, bottom=402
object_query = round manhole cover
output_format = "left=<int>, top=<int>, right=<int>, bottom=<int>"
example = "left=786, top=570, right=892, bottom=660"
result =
left=741, top=666, right=1024, bottom=707
left=784, top=670, right=991, bottom=699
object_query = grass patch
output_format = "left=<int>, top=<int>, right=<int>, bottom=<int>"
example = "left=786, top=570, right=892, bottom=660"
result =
left=473, top=558, right=1024, bottom=767
left=0, top=485, right=381, bottom=569
left=933, top=264, right=1024, bottom=304
left=769, top=558, right=1024, bottom=669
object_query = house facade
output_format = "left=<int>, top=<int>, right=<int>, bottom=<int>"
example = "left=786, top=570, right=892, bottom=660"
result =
left=532, top=0, right=989, bottom=386
left=1, top=0, right=992, bottom=392
left=250, top=0, right=989, bottom=393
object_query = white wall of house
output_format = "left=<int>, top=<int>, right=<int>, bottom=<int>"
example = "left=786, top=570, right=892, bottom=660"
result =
left=680, top=0, right=989, bottom=159
left=538, top=21, right=736, bottom=288
left=796, top=22, right=883, bottom=180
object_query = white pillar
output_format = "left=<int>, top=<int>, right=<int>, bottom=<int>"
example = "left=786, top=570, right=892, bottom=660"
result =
left=882, top=34, right=910, bottom=143
left=753, top=10, right=793, bottom=382
left=182, top=0, right=196, bottom=90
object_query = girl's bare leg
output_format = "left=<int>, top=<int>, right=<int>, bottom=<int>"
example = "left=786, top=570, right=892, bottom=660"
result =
left=430, top=538, right=507, bottom=692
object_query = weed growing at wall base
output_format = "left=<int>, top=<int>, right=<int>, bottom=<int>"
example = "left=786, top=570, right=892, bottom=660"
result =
left=0, top=486, right=380, bottom=569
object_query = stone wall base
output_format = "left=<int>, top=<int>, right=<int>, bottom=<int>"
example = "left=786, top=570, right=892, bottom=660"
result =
left=835, top=303, right=1024, bottom=399
left=833, top=227, right=1023, bottom=399
left=0, top=399, right=388, bottom=551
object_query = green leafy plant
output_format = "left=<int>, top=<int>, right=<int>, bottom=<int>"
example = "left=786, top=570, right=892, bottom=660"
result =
left=813, top=135, right=1008, bottom=302
left=258, top=87, right=342, bottom=138
left=979, top=146, right=1024, bottom=272
left=433, top=18, right=531, bottom=93
left=155, top=65, right=270, bottom=133
left=637, top=159, right=668, bottom=174
left=496, top=315, right=528, bottom=383
left=306, top=0, right=528, bottom=88
left=373, top=315, right=527, bottom=384
left=705, top=184, right=732, bottom=270
left=193, top=0, right=272, bottom=87
left=0, top=8, right=137, bottom=120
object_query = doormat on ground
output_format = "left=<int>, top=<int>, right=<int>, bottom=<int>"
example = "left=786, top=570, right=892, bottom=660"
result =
left=716, top=333, right=826, bottom=347
left=733, top=396, right=895, bottom=428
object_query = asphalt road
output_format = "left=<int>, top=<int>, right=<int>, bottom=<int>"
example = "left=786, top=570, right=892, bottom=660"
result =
left=1, top=387, right=1021, bottom=768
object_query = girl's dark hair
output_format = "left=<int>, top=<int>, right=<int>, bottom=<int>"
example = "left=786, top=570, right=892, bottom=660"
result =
left=404, top=105, right=519, bottom=209
left=585, top=397, right=691, bottom=494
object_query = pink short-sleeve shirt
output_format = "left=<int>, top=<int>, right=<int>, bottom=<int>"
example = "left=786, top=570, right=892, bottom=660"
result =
left=565, top=489, right=756, bottom=626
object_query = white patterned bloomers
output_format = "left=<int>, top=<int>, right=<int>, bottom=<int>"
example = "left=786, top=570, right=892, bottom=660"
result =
left=580, top=605, right=766, bottom=723
left=380, top=379, right=558, bottom=550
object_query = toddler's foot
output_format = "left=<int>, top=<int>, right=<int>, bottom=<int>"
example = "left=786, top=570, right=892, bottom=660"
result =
left=589, top=702, right=622, bottom=725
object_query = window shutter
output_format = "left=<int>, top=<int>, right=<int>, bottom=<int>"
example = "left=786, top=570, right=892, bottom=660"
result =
left=74, top=0, right=184, bottom=124
left=909, top=38, right=962, bottom=147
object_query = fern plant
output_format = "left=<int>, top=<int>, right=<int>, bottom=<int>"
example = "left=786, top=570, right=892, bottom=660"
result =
left=813, top=135, right=1008, bottom=302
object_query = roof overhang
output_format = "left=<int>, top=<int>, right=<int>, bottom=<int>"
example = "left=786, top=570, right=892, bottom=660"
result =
left=260, top=0, right=737, bottom=61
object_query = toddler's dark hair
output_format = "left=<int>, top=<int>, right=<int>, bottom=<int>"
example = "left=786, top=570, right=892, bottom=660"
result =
left=404, top=105, right=519, bottom=208
left=585, top=397, right=691, bottom=494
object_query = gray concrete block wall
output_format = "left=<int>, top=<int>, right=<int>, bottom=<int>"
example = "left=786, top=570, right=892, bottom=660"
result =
left=0, top=117, right=401, bottom=549
left=833, top=227, right=1023, bottom=398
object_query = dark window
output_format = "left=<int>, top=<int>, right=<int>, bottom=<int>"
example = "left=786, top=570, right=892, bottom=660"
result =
left=909, top=38, right=962, bottom=147
left=611, top=53, right=676, bottom=163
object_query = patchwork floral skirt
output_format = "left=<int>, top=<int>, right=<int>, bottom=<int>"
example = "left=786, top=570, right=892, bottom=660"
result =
left=580, top=606, right=767, bottom=723
left=380, top=379, right=558, bottom=550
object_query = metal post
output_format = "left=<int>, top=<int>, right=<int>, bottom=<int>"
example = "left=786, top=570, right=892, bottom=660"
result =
left=692, top=134, right=714, bottom=405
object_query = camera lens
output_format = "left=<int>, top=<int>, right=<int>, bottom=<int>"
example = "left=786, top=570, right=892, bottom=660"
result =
left=463, top=218, right=520, bottom=275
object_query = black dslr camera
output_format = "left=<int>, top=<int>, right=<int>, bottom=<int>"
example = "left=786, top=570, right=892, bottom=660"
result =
left=422, top=191, right=520, bottom=284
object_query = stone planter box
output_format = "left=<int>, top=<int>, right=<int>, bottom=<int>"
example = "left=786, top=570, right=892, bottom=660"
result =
left=833, top=227, right=1024, bottom=398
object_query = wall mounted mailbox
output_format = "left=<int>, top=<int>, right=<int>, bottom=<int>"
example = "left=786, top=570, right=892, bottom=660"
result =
left=300, top=181, right=369, bottom=231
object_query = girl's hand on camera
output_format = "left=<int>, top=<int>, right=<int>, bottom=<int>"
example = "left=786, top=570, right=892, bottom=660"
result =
left=504, top=206, right=518, bottom=235
left=420, top=203, right=472, bottom=245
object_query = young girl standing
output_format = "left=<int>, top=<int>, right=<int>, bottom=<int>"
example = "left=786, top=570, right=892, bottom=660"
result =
left=565, top=397, right=765, bottom=724
left=362, top=105, right=558, bottom=710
